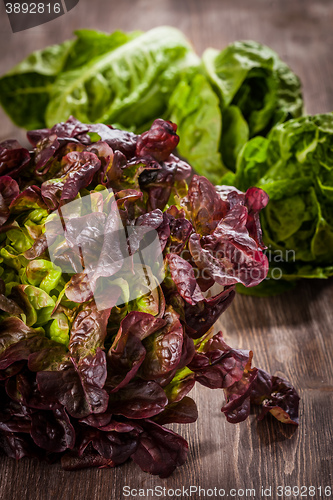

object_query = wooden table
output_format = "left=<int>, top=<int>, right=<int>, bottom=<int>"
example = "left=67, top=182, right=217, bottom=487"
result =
left=0, top=1, right=332, bottom=499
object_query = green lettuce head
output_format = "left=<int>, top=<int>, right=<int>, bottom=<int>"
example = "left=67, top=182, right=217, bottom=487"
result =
left=225, top=113, right=333, bottom=293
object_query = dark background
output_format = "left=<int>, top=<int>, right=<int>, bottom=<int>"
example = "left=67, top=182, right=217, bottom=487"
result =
left=0, top=1, right=332, bottom=499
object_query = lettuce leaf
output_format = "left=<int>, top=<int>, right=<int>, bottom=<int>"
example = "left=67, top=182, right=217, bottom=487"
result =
left=225, top=114, right=333, bottom=291
left=0, top=117, right=299, bottom=477
left=0, top=27, right=199, bottom=133
left=0, top=30, right=303, bottom=187
left=203, top=41, right=303, bottom=136
left=169, top=71, right=225, bottom=184
left=0, top=40, right=74, bottom=130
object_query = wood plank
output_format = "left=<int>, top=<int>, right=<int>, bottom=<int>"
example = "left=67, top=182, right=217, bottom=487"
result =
left=0, top=281, right=332, bottom=499
left=0, top=0, right=332, bottom=498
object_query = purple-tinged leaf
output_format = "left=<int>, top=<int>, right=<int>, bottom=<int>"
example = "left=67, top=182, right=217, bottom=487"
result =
left=51, top=116, right=91, bottom=142
left=165, top=154, right=192, bottom=182
left=108, top=379, right=168, bottom=419
left=31, top=408, right=75, bottom=452
left=244, top=187, right=269, bottom=249
left=139, top=161, right=179, bottom=212
left=97, top=419, right=143, bottom=434
left=250, top=368, right=300, bottom=425
left=131, top=420, right=188, bottom=478
left=107, top=312, right=165, bottom=392
left=106, top=150, right=126, bottom=187
left=188, top=175, right=228, bottom=236
left=0, top=335, right=56, bottom=371
left=0, top=361, right=25, bottom=381
left=189, top=331, right=252, bottom=389
left=85, top=141, right=113, bottom=184
left=77, top=426, right=138, bottom=464
left=9, top=186, right=47, bottom=213
left=215, top=184, right=269, bottom=250
left=155, top=212, right=171, bottom=251
left=0, top=176, right=20, bottom=226
left=33, top=133, right=60, bottom=176
left=28, top=343, right=67, bottom=373
left=88, top=123, right=137, bottom=159
left=60, top=151, right=101, bottom=202
left=0, top=293, right=23, bottom=316
left=61, top=450, right=114, bottom=470
left=6, top=370, right=58, bottom=410
left=189, top=204, right=269, bottom=287
left=139, top=308, right=183, bottom=380
left=0, top=140, right=31, bottom=178
left=41, top=151, right=101, bottom=209
left=37, top=354, right=109, bottom=418
left=136, top=119, right=179, bottom=162
left=166, top=253, right=204, bottom=305
left=135, top=209, right=164, bottom=230
left=159, top=339, right=196, bottom=400
left=164, top=205, right=193, bottom=254
left=23, top=234, right=50, bottom=260
left=0, top=432, right=43, bottom=460
left=79, top=412, right=113, bottom=429
left=64, top=206, right=125, bottom=304
left=221, top=367, right=258, bottom=423
left=28, top=117, right=90, bottom=147
left=68, top=302, right=111, bottom=359
left=0, top=396, right=31, bottom=433
left=116, top=189, right=144, bottom=223
left=153, top=396, right=198, bottom=425
left=115, top=311, right=166, bottom=342
left=0, top=317, right=39, bottom=356
left=184, top=286, right=236, bottom=339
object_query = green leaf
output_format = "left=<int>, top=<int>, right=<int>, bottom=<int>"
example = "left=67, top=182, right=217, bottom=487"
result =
left=48, top=312, right=70, bottom=347
left=6, top=227, right=34, bottom=253
left=45, top=26, right=199, bottom=128
left=24, top=259, right=62, bottom=295
left=236, top=279, right=296, bottom=297
left=169, top=71, right=225, bottom=184
left=231, top=136, right=269, bottom=191
left=0, top=40, right=74, bottom=129
left=202, top=41, right=303, bottom=136
left=0, top=246, right=26, bottom=271
left=11, top=285, right=56, bottom=326
left=63, top=29, right=141, bottom=71
left=221, top=105, right=249, bottom=171
left=231, top=113, right=333, bottom=293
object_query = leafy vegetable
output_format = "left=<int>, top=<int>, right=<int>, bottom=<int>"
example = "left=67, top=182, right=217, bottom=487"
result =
left=203, top=41, right=303, bottom=136
left=169, top=71, right=225, bottom=184
left=223, top=114, right=333, bottom=293
left=0, top=27, right=199, bottom=131
left=0, top=117, right=299, bottom=477
left=0, top=29, right=302, bottom=183
left=0, top=40, right=74, bottom=130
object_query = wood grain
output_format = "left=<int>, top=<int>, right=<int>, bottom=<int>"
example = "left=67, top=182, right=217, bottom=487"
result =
left=0, top=1, right=332, bottom=499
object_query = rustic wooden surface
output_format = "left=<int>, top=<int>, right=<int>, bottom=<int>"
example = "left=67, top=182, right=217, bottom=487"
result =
left=0, top=0, right=332, bottom=499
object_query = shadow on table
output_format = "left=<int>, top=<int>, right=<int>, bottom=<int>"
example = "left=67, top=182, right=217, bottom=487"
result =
left=250, top=409, right=298, bottom=449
